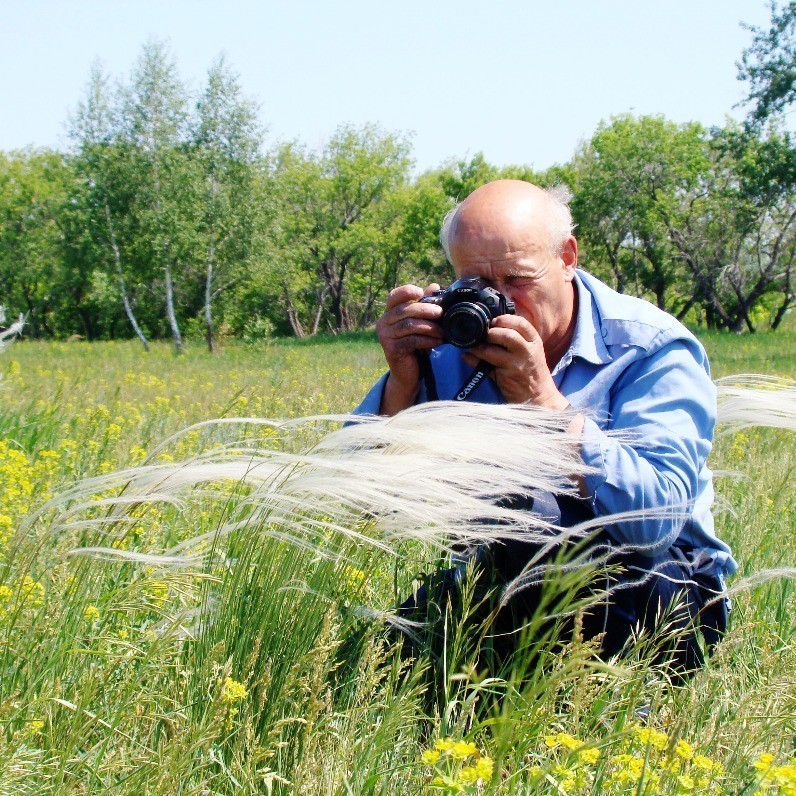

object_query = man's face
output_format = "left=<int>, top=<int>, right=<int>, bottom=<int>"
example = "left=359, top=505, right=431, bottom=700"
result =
left=448, top=219, right=577, bottom=351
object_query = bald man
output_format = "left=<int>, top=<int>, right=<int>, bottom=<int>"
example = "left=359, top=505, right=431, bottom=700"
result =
left=355, top=180, right=733, bottom=674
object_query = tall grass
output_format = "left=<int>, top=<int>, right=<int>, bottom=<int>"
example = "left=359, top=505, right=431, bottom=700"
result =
left=0, top=338, right=794, bottom=795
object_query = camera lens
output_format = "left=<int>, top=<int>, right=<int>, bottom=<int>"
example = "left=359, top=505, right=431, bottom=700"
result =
left=443, top=303, right=490, bottom=348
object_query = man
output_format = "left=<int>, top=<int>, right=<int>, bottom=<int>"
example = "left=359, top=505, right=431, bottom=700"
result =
left=355, top=179, right=734, bottom=673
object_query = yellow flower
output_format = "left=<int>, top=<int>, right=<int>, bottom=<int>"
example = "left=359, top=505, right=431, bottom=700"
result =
left=544, top=731, right=581, bottom=751
left=577, top=747, right=601, bottom=765
left=84, top=605, right=100, bottom=622
left=434, top=738, right=455, bottom=753
left=220, top=676, right=247, bottom=704
left=421, top=749, right=441, bottom=765
left=677, top=774, right=696, bottom=791
left=675, top=739, right=695, bottom=761
left=754, top=753, right=776, bottom=772
left=458, top=766, right=478, bottom=785
left=474, top=756, right=494, bottom=780
left=635, top=725, right=669, bottom=751
left=693, top=755, right=722, bottom=773
left=449, top=740, right=478, bottom=760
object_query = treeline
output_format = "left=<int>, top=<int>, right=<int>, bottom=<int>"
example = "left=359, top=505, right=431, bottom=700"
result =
left=2, top=37, right=796, bottom=347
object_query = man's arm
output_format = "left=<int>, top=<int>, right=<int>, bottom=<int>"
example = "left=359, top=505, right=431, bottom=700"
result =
left=579, top=339, right=716, bottom=553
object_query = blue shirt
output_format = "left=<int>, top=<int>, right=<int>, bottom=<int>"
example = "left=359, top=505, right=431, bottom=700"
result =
left=354, top=269, right=736, bottom=578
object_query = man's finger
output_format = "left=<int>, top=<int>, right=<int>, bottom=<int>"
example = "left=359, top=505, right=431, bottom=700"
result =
left=490, top=314, right=541, bottom=343
left=385, top=284, right=425, bottom=310
left=389, top=317, right=444, bottom=340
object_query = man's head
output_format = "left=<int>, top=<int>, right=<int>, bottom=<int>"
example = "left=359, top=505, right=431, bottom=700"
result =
left=439, top=180, right=579, bottom=362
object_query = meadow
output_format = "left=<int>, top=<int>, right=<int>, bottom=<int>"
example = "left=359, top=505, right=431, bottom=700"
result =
left=0, top=332, right=794, bottom=795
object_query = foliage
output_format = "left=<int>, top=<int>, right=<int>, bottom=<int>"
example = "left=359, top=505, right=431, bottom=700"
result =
left=738, top=1, right=796, bottom=126
left=259, top=124, right=448, bottom=336
left=570, top=115, right=796, bottom=331
left=3, top=35, right=796, bottom=338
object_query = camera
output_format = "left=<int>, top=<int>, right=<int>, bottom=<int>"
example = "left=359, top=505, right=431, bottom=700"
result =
left=419, top=276, right=515, bottom=348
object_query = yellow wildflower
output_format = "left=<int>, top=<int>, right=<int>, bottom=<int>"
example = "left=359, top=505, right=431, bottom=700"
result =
left=578, top=746, right=601, bottom=765
left=693, top=755, right=722, bottom=773
left=635, top=725, right=669, bottom=751
left=677, top=773, right=696, bottom=791
left=474, top=756, right=494, bottom=780
left=450, top=740, right=478, bottom=760
left=676, top=739, right=695, bottom=761
left=220, top=676, right=247, bottom=704
left=458, top=766, right=478, bottom=785
left=84, top=605, right=100, bottom=622
left=421, top=749, right=441, bottom=765
left=544, top=731, right=581, bottom=751
left=754, top=753, right=776, bottom=772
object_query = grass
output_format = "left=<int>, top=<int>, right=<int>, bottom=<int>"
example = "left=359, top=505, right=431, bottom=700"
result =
left=0, top=335, right=794, bottom=795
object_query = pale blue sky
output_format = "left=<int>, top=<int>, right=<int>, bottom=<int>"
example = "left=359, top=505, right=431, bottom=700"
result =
left=0, top=0, right=773, bottom=172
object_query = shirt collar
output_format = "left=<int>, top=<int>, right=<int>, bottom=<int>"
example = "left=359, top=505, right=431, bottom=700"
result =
left=552, top=270, right=612, bottom=376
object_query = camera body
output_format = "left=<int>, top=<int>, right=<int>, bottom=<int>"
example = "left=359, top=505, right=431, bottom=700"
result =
left=419, top=276, right=515, bottom=348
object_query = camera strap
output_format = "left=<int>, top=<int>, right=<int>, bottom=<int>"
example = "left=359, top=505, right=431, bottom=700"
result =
left=453, top=360, right=494, bottom=401
left=417, top=350, right=494, bottom=403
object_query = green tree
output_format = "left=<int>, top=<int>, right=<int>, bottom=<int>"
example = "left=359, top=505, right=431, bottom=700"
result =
left=0, top=150, right=72, bottom=338
left=569, top=114, right=796, bottom=331
left=265, top=125, right=417, bottom=335
left=192, top=55, right=267, bottom=351
left=118, top=39, right=193, bottom=353
left=738, top=1, right=796, bottom=126
left=666, top=125, right=796, bottom=331
left=69, top=62, right=151, bottom=347
left=569, top=115, right=706, bottom=314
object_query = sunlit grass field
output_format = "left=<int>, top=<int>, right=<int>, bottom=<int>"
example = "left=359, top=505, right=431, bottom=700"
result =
left=0, top=333, right=794, bottom=795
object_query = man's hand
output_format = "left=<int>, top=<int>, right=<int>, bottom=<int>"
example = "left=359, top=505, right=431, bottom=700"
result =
left=376, top=283, right=444, bottom=415
left=465, top=314, right=569, bottom=409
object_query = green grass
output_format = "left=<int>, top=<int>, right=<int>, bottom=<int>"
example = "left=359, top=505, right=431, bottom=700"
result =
left=0, top=335, right=794, bottom=795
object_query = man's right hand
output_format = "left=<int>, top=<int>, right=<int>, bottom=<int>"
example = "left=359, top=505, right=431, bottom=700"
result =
left=376, top=283, right=444, bottom=415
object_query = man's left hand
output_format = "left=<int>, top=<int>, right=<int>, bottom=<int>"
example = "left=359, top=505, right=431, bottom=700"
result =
left=465, top=315, right=569, bottom=409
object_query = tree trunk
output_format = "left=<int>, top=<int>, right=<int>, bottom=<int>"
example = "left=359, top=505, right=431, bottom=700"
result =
left=771, top=293, right=793, bottom=329
left=164, top=264, right=183, bottom=354
left=104, top=202, right=149, bottom=351
left=204, top=233, right=215, bottom=353
left=311, top=286, right=329, bottom=335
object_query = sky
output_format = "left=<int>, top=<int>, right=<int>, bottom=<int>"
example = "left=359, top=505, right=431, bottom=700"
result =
left=0, top=0, right=774, bottom=173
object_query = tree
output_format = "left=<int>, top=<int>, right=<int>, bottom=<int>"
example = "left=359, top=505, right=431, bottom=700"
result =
left=738, top=1, right=796, bottom=126
left=192, top=56, right=266, bottom=351
left=265, top=125, right=417, bottom=335
left=667, top=125, right=796, bottom=331
left=69, top=62, right=151, bottom=348
left=569, top=115, right=796, bottom=331
left=569, top=115, right=706, bottom=314
left=118, top=40, right=193, bottom=353
left=0, top=150, right=72, bottom=338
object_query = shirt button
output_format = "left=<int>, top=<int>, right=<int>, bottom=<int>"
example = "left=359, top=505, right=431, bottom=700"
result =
left=601, top=328, right=608, bottom=338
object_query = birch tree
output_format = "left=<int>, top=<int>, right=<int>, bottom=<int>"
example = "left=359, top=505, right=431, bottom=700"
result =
left=193, top=56, right=265, bottom=351
left=118, top=40, right=192, bottom=353
left=69, top=63, right=151, bottom=349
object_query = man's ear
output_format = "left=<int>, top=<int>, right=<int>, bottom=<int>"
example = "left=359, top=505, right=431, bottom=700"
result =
left=561, top=236, right=578, bottom=280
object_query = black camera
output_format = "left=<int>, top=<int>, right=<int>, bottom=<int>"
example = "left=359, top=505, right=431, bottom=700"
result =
left=419, top=276, right=515, bottom=348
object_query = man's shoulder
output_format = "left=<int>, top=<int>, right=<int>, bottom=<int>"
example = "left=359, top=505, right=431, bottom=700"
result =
left=577, top=269, right=698, bottom=353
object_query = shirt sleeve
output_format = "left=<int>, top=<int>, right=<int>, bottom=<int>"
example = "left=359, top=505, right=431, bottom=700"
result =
left=351, top=373, right=389, bottom=416
left=579, top=337, right=717, bottom=554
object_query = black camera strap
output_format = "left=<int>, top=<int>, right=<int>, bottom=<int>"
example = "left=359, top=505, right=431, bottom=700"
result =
left=417, top=350, right=493, bottom=403
left=417, top=350, right=438, bottom=401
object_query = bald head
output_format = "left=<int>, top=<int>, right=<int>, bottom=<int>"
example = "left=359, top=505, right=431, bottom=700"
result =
left=440, top=180, right=574, bottom=264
